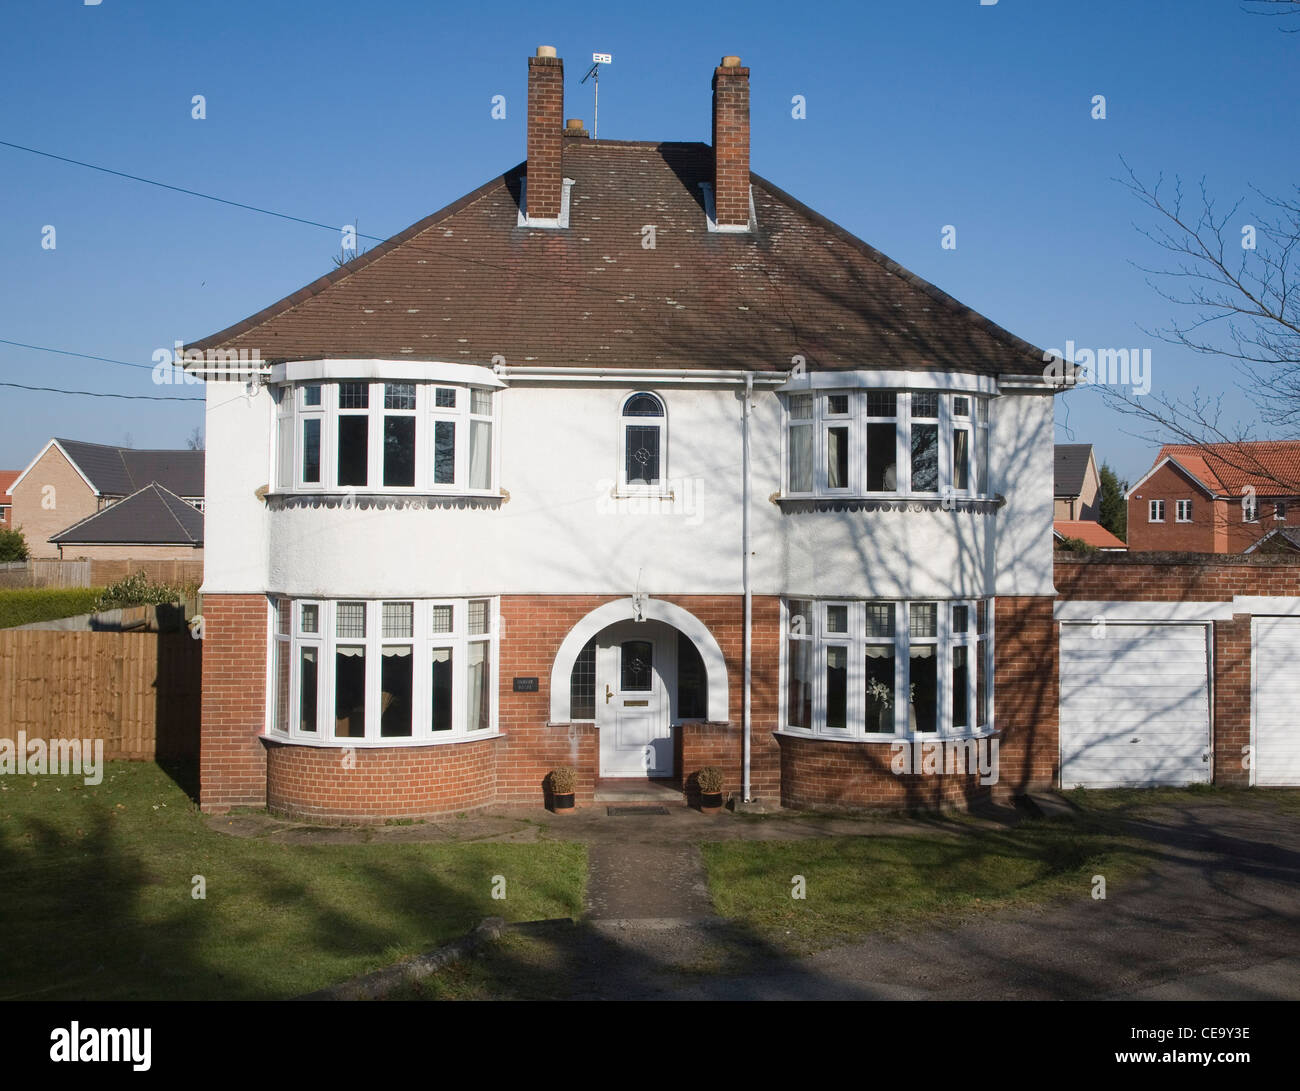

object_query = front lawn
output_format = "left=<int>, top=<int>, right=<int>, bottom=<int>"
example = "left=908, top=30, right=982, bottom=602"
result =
left=0, top=762, right=586, bottom=1000
left=702, top=817, right=1140, bottom=952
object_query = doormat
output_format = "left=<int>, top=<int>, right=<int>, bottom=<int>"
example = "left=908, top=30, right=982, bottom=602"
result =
left=606, top=805, right=671, bottom=816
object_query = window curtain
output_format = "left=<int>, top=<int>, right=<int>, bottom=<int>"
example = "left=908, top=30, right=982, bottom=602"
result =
left=469, top=420, right=492, bottom=490
left=789, top=424, right=813, bottom=492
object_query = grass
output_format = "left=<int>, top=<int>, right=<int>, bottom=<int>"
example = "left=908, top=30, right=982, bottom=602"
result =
left=0, top=761, right=586, bottom=1000
left=1066, top=783, right=1300, bottom=816
left=0, top=586, right=104, bottom=629
left=702, top=815, right=1142, bottom=953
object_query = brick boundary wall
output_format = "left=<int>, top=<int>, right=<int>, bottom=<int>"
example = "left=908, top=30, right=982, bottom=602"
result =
left=1056, top=553, right=1300, bottom=788
left=264, top=737, right=498, bottom=823
left=199, top=594, right=270, bottom=811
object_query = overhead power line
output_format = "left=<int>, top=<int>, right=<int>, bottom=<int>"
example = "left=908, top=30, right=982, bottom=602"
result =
left=0, top=138, right=386, bottom=241
left=0, top=337, right=156, bottom=372
left=0, top=380, right=202, bottom=402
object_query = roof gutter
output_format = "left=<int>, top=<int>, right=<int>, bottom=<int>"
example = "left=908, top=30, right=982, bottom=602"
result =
left=494, top=365, right=788, bottom=385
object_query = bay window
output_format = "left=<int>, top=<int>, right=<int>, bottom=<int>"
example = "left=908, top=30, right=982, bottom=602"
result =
left=273, top=380, right=498, bottom=494
left=269, top=597, right=499, bottom=743
left=781, top=597, right=994, bottom=739
left=782, top=389, right=990, bottom=498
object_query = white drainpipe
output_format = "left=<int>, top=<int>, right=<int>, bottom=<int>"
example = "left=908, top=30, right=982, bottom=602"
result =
left=743, top=371, right=753, bottom=802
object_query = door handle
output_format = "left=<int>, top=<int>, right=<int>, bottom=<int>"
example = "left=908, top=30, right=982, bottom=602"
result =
left=605, top=684, right=613, bottom=705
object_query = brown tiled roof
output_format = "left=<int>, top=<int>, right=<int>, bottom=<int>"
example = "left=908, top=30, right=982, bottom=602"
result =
left=190, top=141, right=1049, bottom=377
left=0, top=470, right=17, bottom=506
left=1157, top=441, right=1300, bottom=496
left=1054, top=520, right=1126, bottom=550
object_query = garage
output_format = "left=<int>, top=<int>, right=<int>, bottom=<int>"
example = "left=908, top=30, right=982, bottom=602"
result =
left=1059, top=621, right=1212, bottom=788
left=1252, top=616, right=1300, bottom=786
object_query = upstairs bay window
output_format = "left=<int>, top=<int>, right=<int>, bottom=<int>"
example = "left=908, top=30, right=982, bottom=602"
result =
left=783, top=597, right=993, bottom=740
left=274, top=381, right=497, bottom=494
left=270, top=597, right=498, bottom=744
left=783, top=389, right=990, bottom=499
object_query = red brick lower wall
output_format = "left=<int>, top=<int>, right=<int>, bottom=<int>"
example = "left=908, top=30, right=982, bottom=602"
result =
left=199, top=594, right=270, bottom=812
left=264, top=737, right=498, bottom=823
left=995, top=596, right=1059, bottom=793
left=1213, top=615, right=1252, bottom=787
left=778, top=734, right=993, bottom=810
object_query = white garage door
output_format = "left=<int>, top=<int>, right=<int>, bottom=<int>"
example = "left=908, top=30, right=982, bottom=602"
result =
left=1252, top=617, right=1300, bottom=786
left=1060, top=622, right=1211, bottom=788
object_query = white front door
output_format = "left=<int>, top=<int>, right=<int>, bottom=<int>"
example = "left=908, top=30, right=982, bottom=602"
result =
left=597, top=621, right=675, bottom=778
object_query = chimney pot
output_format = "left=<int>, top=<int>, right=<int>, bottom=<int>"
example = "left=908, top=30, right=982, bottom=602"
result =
left=536, top=45, right=557, bottom=58
left=721, top=55, right=742, bottom=67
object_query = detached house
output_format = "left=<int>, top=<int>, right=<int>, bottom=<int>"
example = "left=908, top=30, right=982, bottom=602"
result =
left=0, top=470, right=16, bottom=529
left=9, top=439, right=204, bottom=559
left=192, top=48, right=1063, bottom=821
left=1127, top=441, right=1300, bottom=554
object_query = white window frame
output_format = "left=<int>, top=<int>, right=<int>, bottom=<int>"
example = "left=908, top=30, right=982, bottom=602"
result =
left=779, top=597, right=994, bottom=742
left=274, top=381, right=500, bottom=496
left=267, top=596, right=500, bottom=745
left=1149, top=499, right=1165, bottom=522
left=618, top=391, right=668, bottom=496
left=1175, top=499, right=1193, bottom=523
left=1243, top=495, right=1259, bottom=523
left=780, top=390, right=988, bottom=500
left=1276, top=501, right=1287, bottom=521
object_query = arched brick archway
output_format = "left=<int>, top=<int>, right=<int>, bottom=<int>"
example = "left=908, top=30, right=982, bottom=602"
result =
left=548, top=597, right=729, bottom=722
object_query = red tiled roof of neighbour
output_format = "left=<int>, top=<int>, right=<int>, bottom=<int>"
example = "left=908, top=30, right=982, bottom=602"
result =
left=1054, top=520, right=1126, bottom=549
left=0, top=470, right=17, bottom=505
left=1157, top=441, right=1300, bottom=495
left=190, top=141, right=1050, bottom=378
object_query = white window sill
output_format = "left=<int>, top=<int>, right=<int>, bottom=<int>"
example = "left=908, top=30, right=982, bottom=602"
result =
left=264, top=730, right=505, bottom=748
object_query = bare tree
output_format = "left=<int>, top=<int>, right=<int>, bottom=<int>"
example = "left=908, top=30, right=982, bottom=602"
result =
left=1100, top=158, right=1300, bottom=492
left=186, top=425, right=204, bottom=451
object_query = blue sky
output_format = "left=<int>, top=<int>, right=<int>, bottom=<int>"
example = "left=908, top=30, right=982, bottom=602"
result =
left=2, top=0, right=1297, bottom=483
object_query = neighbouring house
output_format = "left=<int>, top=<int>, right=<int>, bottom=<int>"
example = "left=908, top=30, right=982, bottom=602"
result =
left=0, top=470, right=17, bottom=529
left=8, top=439, right=204, bottom=559
left=1054, top=444, right=1100, bottom=521
left=1126, top=441, right=1300, bottom=554
left=48, top=482, right=203, bottom=561
left=1053, top=520, right=1126, bottom=551
left=189, top=47, right=1064, bottom=823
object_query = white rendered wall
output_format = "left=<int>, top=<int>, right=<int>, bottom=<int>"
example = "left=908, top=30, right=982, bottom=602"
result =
left=207, top=373, right=1056, bottom=600
left=201, top=379, right=272, bottom=594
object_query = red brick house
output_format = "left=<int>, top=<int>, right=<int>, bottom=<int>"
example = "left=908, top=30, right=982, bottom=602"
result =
left=0, top=470, right=17, bottom=530
left=1126, top=441, right=1300, bottom=553
left=187, top=47, right=1065, bottom=822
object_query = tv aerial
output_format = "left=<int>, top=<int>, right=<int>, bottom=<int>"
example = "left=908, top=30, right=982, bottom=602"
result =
left=582, top=53, right=612, bottom=139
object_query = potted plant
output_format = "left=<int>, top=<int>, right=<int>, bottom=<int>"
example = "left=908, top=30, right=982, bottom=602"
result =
left=697, top=766, right=725, bottom=813
left=549, top=766, right=577, bottom=813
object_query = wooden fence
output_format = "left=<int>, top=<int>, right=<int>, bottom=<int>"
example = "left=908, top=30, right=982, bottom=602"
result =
left=0, top=558, right=202, bottom=590
left=0, top=630, right=202, bottom=761
left=0, top=559, right=92, bottom=589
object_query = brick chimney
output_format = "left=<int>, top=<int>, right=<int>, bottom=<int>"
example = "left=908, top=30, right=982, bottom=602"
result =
left=711, top=55, right=750, bottom=228
left=527, top=46, right=565, bottom=219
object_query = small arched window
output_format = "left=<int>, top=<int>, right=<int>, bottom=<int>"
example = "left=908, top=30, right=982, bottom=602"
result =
left=620, top=392, right=665, bottom=490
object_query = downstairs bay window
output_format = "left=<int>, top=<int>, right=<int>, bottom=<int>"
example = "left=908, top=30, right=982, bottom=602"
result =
left=269, top=597, right=498, bottom=743
left=783, top=598, right=993, bottom=739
